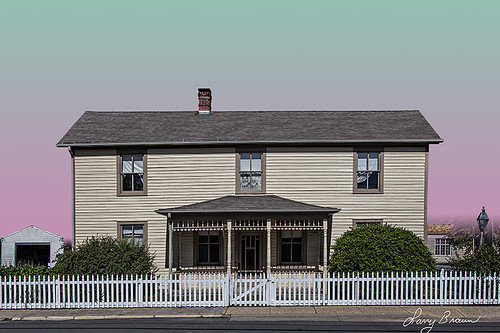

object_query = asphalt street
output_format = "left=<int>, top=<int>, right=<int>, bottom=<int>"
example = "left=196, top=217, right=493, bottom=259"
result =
left=2, top=317, right=500, bottom=333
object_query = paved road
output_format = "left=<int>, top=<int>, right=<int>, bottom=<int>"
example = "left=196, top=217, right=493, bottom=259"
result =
left=1, top=318, right=500, bottom=332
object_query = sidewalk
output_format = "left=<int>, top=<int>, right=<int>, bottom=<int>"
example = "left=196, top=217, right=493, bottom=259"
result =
left=1, top=306, right=499, bottom=322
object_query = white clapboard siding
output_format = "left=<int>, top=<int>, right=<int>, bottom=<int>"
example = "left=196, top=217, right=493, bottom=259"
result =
left=1, top=271, right=498, bottom=309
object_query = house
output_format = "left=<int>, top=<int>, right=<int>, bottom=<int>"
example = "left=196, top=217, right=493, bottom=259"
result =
left=0, top=226, right=64, bottom=267
left=57, top=88, right=442, bottom=275
left=426, top=224, right=453, bottom=267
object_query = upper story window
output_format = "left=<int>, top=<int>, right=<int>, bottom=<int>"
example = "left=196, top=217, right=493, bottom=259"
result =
left=118, top=153, right=147, bottom=195
left=237, top=151, right=265, bottom=193
left=354, top=151, right=383, bottom=193
left=435, top=238, right=451, bottom=256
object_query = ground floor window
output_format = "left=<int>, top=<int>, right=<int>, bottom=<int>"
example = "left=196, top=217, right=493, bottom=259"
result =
left=353, top=219, right=383, bottom=228
left=118, top=223, right=146, bottom=245
left=197, top=231, right=220, bottom=265
left=435, top=238, right=451, bottom=256
left=280, top=230, right=303, bottom=264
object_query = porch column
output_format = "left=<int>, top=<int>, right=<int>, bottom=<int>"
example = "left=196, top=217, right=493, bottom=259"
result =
left=323, top=218, right=328, bottom=274
left=227, top=219, right=232, bottom=275
left=168, top=213, right=173, bottom=276
left=266, top=219, right=272, bottom=276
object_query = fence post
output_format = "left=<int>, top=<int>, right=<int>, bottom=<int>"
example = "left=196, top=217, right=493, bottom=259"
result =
left=56, top=275, right=61, bottom=309
left=267, top=276, right=275, bottom=306
left=138, top=274, right=143, bottom=307
left=223, top=274, right=229, bottom=307
left=439, top=269, right=444, bottom=305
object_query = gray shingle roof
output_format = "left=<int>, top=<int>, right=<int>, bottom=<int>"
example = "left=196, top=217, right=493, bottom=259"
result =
left=156, top=195, right=339, bottom=215
left=57, top=110, right=442, bottom=147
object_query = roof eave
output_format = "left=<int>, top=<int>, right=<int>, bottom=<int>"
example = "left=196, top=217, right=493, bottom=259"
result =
left=155, top=208, right=340, bottom=215
left=56, top=139, right=443, bottom=148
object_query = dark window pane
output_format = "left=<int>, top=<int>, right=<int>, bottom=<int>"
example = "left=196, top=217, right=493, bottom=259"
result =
left=292, top=244, right=302, bottom=262
left=210, top=244, right=219, bottom=263
left=357, top=172, right=367, bottom=189
left=240, top=172, right=251, bottom=190
left=122, top=174, right=132, bottom=191
left=199, top=245, right=208, bottom=262
left=134, top=174, right=144, bottom=191
left=122, top=226, right=133, bottom=239
left=241, top=240, right=245, bottom=267
left=255, top=239, right=260, bottom=268
left=246, top=249, right=255, bottom=270
left=251, top=172, right=261, bottom=189
left=199, top=235, right=208, bottom=244
left=281, top=244, right=291, bottom=263
left=209, top=235, right=219, bottom=243
left=368, top=171, right=379, bottom=189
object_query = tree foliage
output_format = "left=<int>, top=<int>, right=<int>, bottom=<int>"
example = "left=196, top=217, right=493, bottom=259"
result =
left=53, top=236, right=157, bottom=276
left=448, top=226, right=500, bottom=274
left=329, top=223, right=435, bottom=272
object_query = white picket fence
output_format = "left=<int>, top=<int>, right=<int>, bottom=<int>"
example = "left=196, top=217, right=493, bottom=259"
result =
left=1, top=271, right=499, bottom=309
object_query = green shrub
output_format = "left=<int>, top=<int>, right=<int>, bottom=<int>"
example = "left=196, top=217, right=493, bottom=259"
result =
left=53, top=236, right=157, bottom=276
left=448, top=227, right=500, bottom=274
left=329, top=223, right=435, bottom=272
left=0, top=265, right=53, bottom=278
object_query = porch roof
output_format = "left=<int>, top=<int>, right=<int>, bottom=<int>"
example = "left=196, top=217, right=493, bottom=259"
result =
left=155, top=195, right=340, bottom=220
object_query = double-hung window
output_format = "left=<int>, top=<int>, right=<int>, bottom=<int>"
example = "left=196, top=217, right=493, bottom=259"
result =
left=197, top=231, right=221, bottom=265
left=354, top=151, right=383, bottom=193
left=118, top=223, right=147, bottom=245
left=280, top=230, right=303, bottom=264
left=435, top=238, right=451, bottom=256
left=118, top=153, right=147, bottom=195
left=237, top=152, right=265, bottom=193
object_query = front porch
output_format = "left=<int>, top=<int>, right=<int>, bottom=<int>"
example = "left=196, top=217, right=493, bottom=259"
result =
left=156, top=195, right=340, bottom=275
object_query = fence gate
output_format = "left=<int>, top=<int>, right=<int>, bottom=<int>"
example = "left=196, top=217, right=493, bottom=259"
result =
left=230, top=273, right=273, bottom=306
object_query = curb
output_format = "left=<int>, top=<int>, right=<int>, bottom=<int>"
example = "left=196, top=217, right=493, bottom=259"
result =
left=3, top=314, right=227, bottom=322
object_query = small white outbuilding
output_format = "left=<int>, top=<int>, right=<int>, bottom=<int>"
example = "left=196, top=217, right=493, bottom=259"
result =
left=0, top=226, right=64, bottom=268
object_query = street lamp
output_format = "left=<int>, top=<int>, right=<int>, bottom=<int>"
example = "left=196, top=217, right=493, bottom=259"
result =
left=477, top=206, right=489, bottom=246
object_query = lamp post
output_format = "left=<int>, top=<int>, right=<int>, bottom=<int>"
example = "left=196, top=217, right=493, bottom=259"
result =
left=477, top=206, right=489, bottom=247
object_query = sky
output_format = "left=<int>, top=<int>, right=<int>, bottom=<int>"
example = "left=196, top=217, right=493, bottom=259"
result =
left=0, top=1, right=498, bottom=241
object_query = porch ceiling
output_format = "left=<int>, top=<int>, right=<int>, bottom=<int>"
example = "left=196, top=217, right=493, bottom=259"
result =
left=155, top=195, right=340, bottom=221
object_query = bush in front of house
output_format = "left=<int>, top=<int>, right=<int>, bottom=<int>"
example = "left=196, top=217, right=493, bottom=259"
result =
left=0, top=265, right=53, bottom=277
left=329, top=223, right=436, bottom=272
left=53, top=236, right=157, bottom=276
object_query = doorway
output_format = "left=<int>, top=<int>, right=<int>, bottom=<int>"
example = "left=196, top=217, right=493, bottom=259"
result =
left=15, top=244, right=50, bottom=266
left=240, top=233, right=262, bottom=271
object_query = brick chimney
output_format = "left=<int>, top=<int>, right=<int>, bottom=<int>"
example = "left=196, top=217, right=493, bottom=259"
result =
left=198, top=88, right=212, bottom=114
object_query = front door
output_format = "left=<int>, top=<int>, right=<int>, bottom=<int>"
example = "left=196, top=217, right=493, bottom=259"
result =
left=240, top=233, right=262, bottom=271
